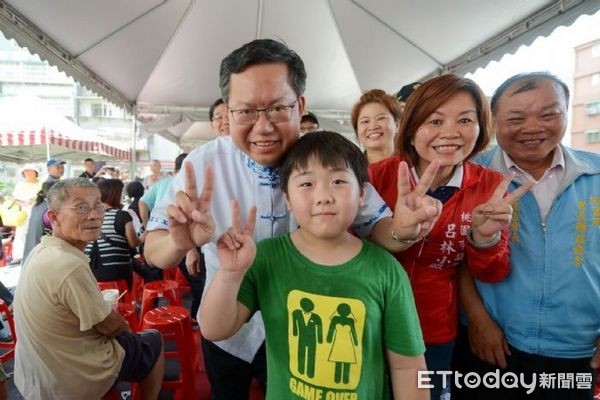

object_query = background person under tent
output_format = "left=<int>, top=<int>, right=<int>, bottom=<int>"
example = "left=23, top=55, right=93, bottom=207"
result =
left=10, top=164, right=41, bottom=262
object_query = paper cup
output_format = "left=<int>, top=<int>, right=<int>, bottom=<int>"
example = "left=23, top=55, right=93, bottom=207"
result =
left=101, top=289, right=119, bottom=310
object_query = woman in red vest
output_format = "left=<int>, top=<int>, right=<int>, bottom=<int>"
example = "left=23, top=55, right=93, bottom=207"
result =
left=369, top=74, right=530, bottom=399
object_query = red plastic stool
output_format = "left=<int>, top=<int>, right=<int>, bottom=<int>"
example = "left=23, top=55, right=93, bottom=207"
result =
left=131, top=271, right=144, bottom=305
left=175, top=268, right=190, bottom=294
left=142, top=306, right=198, bottom=399
left=98, top=279, right=132, bottom=305
left=163, top=268, right=177, bottom=281
left=139, top=280, right=181, bottom=321
left=164, top=267, right=191, bottom=296
left=117, top=302, right=140, bottom=332
left=0, top=300, right=15, bottom=363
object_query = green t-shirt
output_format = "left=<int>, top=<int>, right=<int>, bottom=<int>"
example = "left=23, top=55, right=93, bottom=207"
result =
left=238, top=234, right=425, bottom=400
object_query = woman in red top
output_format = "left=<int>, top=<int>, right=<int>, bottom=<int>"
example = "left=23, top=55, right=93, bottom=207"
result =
left=369, top=74, right=529, bottom=399
left=351, top=89, right=402, bottom=164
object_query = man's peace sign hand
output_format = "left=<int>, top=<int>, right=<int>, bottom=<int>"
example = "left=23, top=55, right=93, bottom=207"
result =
left=166, top=162, right=215, bottom=251
left=471, top=173, right=532, bottom=242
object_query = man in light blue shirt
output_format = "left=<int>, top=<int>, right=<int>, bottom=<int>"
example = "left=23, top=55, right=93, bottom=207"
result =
left=139, top=153, right=187, bottom=227
left=457, top=72, right=600, bottom=400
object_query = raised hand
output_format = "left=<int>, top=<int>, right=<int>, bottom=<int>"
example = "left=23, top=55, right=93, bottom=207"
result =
left=471, top=173, right=532, bottom=242
left=166, top=162, right=215, bottom=251
left=392, top=160, right=443, bottom=242
left=217, top=200, right=257, bottom=274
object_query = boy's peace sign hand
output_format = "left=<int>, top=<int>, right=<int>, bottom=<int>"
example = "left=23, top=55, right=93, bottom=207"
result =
left=471, top=173, right=532, bottom=240
left=167, top=162, right=215, bottom=251
left=217, top=200, right=257, bottom=274
left=392, top=160, right=443, bottom=242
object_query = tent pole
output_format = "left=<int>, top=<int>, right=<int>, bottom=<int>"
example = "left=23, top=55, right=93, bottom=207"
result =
left=131, top=114, right=137, bottom=180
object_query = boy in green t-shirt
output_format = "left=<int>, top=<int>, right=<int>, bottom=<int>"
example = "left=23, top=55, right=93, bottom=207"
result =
left=201, top=131, right=428, bottom=399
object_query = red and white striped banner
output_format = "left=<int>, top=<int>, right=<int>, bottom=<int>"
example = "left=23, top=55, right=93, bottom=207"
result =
left=0, top=128, right=130, bottom=160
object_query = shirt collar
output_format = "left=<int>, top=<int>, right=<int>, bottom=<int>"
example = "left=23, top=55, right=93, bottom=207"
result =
left=240, top=152, right=280, bottom=187
left=502, top=146, right=565, bottom=180
left=41, top=235, right=88, bottom=260
left=410, top=163, right=464, bottom=189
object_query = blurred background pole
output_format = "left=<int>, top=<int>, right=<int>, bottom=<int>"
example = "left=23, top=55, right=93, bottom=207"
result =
left=131, top=114, right=137, bottom=177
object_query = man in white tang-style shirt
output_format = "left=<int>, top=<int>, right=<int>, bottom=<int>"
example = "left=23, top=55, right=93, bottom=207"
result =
left=145, top=38, right=443, bottom=400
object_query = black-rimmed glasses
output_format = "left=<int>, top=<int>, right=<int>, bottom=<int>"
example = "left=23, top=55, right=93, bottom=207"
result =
left=228, top=101, right=298, bottom=125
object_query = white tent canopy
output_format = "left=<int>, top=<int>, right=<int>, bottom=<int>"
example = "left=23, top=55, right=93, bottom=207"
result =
left=0, top=0, right=598, bottom=148
left=0, top=95, right=130, bottom=162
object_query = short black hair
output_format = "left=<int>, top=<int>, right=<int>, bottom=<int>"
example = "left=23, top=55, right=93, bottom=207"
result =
left=209, top=98, right=225, bottom=121
left=84, top=158, right=94, bottom=163
left=491, top=72, right=570, bottom=114
left=301, top=112, right=319, bottom=125
left=175, top=153, right=188, bottom=172
left=395, top=82, right=421, bottom=102
left=219, top=39, right=306, bottom=102
left=126, top=180, right=144, bottom=199
left=279, top=131, right=368, bottom=194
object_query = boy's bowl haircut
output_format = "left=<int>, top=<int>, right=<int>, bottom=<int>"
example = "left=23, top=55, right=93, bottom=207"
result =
left=280, top=131, right=369, bottom=194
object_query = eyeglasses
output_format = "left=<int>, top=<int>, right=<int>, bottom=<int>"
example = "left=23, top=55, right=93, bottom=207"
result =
left=60, top=203, right=105, bottom=215
left=300, top=124, right=319, bottom=133
left=228, top=101, right=298, bottom=125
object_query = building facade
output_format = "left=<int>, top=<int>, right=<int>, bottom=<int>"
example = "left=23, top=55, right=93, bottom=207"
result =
left=571, top=39, right=600, bottom=153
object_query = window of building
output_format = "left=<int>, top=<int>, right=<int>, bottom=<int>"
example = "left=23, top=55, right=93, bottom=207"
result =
left=90, top=103, right=116, bottom=118
left=592, top=44, right=600, bottom=58
left=586, top=130, right=600, bottom=144
left=586, top=101, right=600, bottom=116
left=592, top=74, right=600, bottom=86
left=91, top=103, right=103, bottom=117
